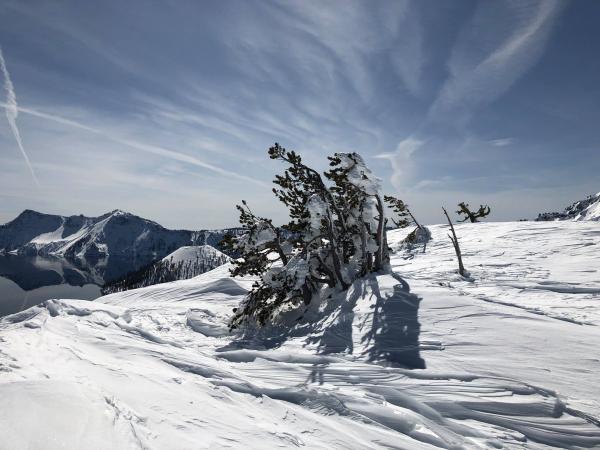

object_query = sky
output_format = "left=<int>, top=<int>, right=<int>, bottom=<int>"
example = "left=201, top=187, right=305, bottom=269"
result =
left=1, top=0, right=599, bottom=229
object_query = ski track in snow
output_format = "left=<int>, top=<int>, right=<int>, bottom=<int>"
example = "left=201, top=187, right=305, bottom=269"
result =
left=1, top=221, right=600, bottom=449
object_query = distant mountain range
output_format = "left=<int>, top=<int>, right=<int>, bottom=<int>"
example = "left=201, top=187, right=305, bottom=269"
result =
left=537, top=192, right=600, bottom=222
left=0, top=209, right=241, bottom=282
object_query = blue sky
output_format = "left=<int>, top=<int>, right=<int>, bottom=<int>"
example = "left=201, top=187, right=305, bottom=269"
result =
left=1, top=0, right=599, bottom=229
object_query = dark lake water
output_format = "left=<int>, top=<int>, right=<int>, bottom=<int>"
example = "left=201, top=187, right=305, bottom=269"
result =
left=0, top=253, right=144, bottom=317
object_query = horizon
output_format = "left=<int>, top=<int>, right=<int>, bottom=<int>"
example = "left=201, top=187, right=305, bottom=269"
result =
left=3, top=190, right=600, bottom=231
left=2, top=1, right=600, bottom=229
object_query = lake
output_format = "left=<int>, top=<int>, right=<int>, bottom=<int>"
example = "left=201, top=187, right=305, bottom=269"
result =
left=0, top=253, right=145, bottom=317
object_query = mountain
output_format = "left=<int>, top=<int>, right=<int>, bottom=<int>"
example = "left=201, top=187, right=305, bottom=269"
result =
left=102, top=245, right=231, bottom=294
left=160, top=245, right=229, bottom=265
left=536, top=192, right=600, bottom=221
left=0, top=209, right=241, bottom=282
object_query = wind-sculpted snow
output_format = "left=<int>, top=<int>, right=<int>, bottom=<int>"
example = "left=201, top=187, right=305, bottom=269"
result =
left=392, top=221, right=600, bottom=326
left=1, top=222, right=600, bottom=448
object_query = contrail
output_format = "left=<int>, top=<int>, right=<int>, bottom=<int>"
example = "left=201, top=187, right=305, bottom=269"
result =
left=0, top=100, right=269, bottom=188
left=0, top=46, right=39, bottom=185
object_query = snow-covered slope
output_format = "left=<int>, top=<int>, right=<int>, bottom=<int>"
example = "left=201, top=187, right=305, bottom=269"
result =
left=162, top=245, right=230, bottom=265
left=102, top=245, right=231, bottom=294
left=537, top=192, right=600, bottom=221
left=1, top=221, right=600, bottom=449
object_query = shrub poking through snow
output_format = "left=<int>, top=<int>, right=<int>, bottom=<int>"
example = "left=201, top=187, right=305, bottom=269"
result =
left=223, top=144, right=390, bottom=329
left=456, top=202, right=491, bottom=223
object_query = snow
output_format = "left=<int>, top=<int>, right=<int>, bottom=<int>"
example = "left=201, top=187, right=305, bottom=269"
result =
left=336, top=152, right=382, bottom=195
left=579, top=192, right=600, bottom=221
left=162, top=245, right=230, bottom=265
left=1, top=221, right=600, bottom=448
left=306, top=194, right=329, bottom=231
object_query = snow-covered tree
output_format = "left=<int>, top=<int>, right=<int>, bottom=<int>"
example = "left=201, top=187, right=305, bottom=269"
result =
left=224, top=144, right=390, bottom=329
left=456, top=202, right=491, bottom=223
left=385, top=195, right=429, bottom=245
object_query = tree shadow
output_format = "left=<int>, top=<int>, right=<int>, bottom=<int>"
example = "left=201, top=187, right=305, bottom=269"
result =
left=311, top=273, right=425, bottom=370
left=220, top=272, right=426, bottom=373
left=307, top=362, right=327, bottom=386
left=362, top=274, right=425, bottom=369
left=311, top=279, right=367, bottom=355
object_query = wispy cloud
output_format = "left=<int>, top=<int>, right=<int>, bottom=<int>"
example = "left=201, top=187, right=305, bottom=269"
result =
left=489, top=138, right=514, bottom=147
left=384, top=0, right=565, bottom=189
left=386, top=2, right=425, bottom=97
left=0, top=46, right=39, bottom=185
left=429, top=0, right=564, bottom=123
left=0, top=101, right=269, bottom=188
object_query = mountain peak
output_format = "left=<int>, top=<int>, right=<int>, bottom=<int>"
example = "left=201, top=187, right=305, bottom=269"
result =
left=110, top=209, right=130, bottom=216
left=19, top=209, right=45, bottom=217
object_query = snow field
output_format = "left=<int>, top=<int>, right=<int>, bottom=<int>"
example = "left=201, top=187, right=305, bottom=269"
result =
left=1, top=221, right=600, bottom=449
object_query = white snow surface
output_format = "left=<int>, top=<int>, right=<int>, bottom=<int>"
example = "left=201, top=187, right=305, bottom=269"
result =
left=161, top=245, right=230, bottom=265
left=1, top=221, right=600, bottom=449
left=578, top=192, right=600, bottom=221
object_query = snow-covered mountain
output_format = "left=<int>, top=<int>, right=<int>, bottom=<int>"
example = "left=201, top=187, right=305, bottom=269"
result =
left=1, top=221, right=600, bottom=448
left=102, top=245, right=231, bottom=294
left=0, top=209, right=241, bottom=281
left=537, top=192, right=600, bottom=221
left=161, top=245, right=229, bottom=265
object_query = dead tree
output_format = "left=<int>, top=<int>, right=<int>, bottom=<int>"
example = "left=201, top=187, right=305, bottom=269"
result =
left=456, top=202, right=490, bottom=223
left=443, top=207, right=466, bottom=276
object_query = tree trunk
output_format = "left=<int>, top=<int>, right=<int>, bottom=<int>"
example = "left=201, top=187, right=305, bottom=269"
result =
left=442, top=207, right=466, bottom=276
left=407, top=209, right=422, bottom=229
left=325, top=213, right=349, bottom=290
left=373, top=195, right=388, bottom=271
left=359, top=221, right=370, bottom=276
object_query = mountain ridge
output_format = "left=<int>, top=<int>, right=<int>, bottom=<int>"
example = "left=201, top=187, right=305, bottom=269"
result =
left=536, top=192, right=600, bottom=222
left=0, top=209, right=242, bottom=282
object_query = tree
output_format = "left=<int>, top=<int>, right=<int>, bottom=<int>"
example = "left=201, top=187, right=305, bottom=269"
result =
left=384, top=195, right=422, bottom=229
left=224, top=144, right=390, bottom=329
left=456, top=202, right=490, bottom=223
